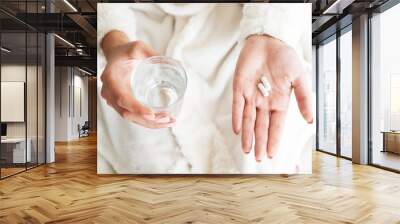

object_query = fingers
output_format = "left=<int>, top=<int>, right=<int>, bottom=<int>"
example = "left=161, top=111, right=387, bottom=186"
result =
left=115, top=93, right=155, bottom=120
left=232, top=92, right=245, bottom=134
left=100, top=39, right=165, bottom=128
left=113, top=104, right=175, bottom=129
left=129, top=41, right=158, bottom=59
left=293, top=74, right=313, bottom=123
left=101, top=73, right=156, bottom=120
left=254, top=108, right=270, bottom=162
left=267, top=110, right=287, bottom=159
left=101, top=84, right=175, bottom=128
left=148, top=113, right=176, bottom=129
left=104, top=62, right=155, bottom=119
left=241, top=98, right=256, bottom=153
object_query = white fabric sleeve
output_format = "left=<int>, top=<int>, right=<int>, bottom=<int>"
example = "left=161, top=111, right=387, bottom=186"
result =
left=240, top=3, right=312, bottom=66
left=97, top=3, right=137, bottom=55
left=240, top=4, right=311, bottom=51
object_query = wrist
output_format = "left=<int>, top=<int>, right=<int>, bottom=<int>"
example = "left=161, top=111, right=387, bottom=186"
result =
left=246, top=34, right=283, bottom=46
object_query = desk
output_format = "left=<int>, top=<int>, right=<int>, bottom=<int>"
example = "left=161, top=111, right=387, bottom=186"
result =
left=382, top=131, right=400, bottom=155
left=1, top=138, right=31, bottom=163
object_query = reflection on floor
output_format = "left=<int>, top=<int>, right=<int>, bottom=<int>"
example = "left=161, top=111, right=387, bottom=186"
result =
left=341, top=147, right=352, bottom=158
left=0, top=167, right=25, bottom=177
left=0, top=162, right=42, bottom=178
left=373, top=150, right=400, bottom=171
left=0, top=135, right=400, bottom=223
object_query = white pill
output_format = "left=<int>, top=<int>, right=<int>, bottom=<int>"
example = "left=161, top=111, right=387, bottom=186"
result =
left=261, top=76, right=271, bottom=91
left=257, top=83, right=269, bottom=97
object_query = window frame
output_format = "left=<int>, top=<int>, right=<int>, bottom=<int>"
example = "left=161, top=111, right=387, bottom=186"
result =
left=315, top=24, right=353, bottom=160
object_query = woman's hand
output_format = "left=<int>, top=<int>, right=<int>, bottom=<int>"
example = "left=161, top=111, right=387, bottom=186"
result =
left=232, top=35, right=313, bottom=161
left=100, top=30, right=175, bottom=128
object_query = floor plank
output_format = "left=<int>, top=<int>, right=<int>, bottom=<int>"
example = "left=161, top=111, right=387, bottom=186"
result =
left=0, top=135, right=400, bottom=223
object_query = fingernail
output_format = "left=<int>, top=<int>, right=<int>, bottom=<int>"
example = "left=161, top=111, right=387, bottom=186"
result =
left=157, top=116, right=170, bottom=123
left=256, top=159, right=262, bottom=163
left=143, top=114, right=155, bottom=120
left=308, top=118, right=314, bottom=124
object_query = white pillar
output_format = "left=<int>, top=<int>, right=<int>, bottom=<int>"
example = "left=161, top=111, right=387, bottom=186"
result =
left=45, top=0, right=55, bottom=163
left=46, top=33, right=55, bottom=163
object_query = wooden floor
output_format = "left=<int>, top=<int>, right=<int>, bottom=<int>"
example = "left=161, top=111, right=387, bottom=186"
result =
left=1, top=167, right=26, bottom=178
left=1, top=163, right=44, bottom=178
left=1, top=135, right=400, bottom=224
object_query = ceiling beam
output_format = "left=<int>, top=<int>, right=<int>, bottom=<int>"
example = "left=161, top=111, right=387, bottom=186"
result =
left=322, top=0, right=356, bottom=14
left=66, top=13, right=96, bottom=46
left=55, top=55, right=96, bottom=72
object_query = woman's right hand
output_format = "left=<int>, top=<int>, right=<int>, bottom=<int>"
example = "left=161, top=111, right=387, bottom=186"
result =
left=100, top=30, right=175, bottom=128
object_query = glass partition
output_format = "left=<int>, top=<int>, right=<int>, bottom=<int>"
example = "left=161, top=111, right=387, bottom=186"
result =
left=317, top=37, right=337, bottom=155
left=0, top=1, right=46, bottom=179
left=1, top=30, right=28, bottom=178
left=38, top=32, right=45, bottom=165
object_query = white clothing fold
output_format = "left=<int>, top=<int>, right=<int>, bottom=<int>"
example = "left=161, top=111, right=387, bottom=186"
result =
left=97, top=3, right=314, bottom=174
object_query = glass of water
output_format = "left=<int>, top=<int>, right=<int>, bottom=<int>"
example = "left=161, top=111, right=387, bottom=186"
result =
left=131, top=56, right=187, bottom=117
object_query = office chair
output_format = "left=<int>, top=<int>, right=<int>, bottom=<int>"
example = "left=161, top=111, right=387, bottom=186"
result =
left=79, top=121, right=90, bottom=138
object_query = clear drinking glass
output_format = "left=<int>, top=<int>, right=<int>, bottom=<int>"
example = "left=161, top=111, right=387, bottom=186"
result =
left=131, top=56, right=187, bottom=117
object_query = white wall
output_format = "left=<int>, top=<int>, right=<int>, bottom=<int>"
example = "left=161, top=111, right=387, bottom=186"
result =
left=71, top=73, right=89, bottom=138
left=55, top=66, right=69, bottom=141
left=1, top=66, right=26, bottom=135
left=1, top=65, right=43, bottom=137
left=54, top=67, right=89, bottom=141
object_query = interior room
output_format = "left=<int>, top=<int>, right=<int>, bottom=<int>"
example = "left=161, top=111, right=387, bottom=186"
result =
left=0, top=18, right=46, bottom=177
left=0, top=0, right=399, bottom=223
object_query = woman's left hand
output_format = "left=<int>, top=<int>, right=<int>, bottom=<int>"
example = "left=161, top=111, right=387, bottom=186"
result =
left=232, top=34, right=313, bottom=162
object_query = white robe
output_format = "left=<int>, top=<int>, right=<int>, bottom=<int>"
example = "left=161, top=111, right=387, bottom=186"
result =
left=97, top=3, right=314, bottom=174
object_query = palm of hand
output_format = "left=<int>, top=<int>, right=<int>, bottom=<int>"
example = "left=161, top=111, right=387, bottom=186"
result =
left=233, top=35, right=313, bottom=161
left=101, top=60, right=134, bottom=108
left=100, top=41, right=175, bottom=128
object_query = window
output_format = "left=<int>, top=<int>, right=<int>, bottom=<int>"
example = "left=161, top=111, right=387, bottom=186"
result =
left=339, top=29, right=352, bottom=158
left=370, top=3, right=400, bottom=171
left=317, top=37, right=337, bottom=154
